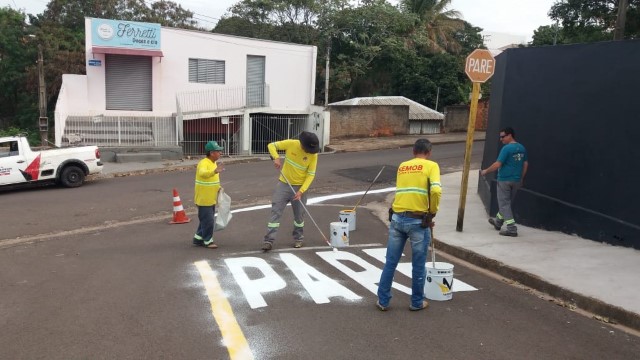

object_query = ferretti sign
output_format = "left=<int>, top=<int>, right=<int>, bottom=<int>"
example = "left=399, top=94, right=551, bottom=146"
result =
left=91, top=18, right=161, bottom=50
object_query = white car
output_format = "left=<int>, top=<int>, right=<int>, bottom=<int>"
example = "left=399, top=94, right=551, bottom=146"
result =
left=0, top=136, right=103, bottom=188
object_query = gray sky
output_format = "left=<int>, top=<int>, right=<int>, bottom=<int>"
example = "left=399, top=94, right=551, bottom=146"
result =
left=4, top=0, right=557, bottom=40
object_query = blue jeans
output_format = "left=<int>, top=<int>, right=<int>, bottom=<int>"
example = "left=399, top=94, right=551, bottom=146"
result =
left=377, top=214, right=431, bottom=308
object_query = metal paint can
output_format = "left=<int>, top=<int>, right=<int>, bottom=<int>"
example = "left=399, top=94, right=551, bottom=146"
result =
left=330, top=222, right=350, bottom=247
left=339, top=209, right=356, bottom=231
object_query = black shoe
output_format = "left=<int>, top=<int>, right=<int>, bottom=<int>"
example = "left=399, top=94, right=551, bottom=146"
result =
left=488, top=218, right=503, bottom=231
left=499, top=229, right=518, bottom=237
left=262, top=242, right=273, bottom=251
left=192, top=238, right=204, bottom=246
left=293, top=240, right=303, bottom=248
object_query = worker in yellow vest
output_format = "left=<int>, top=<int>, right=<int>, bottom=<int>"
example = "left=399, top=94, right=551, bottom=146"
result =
left=261, top=131, right=319, bottom=251
left=377, top=139, right=442, bottom=311
left=193, top=140, right=224, bottom=249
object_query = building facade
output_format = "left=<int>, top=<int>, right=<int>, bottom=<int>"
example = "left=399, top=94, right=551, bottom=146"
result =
left=55, top=18, right=327, bottom=158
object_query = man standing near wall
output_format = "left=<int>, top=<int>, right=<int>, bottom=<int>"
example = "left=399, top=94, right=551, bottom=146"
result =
left=377, top=139, right=442, bottom=312
left=481, top=127, right=528, bottom=237
left=261, top=131, right=320, bottom=251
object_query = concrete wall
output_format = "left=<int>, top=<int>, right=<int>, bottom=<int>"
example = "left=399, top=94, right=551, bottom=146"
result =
left=81, top=18, right=317, bottom=115
left=327, top=105, right=409, bottom=139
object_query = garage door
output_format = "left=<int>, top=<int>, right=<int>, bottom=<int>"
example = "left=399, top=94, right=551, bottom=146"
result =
left=106, top=54, right=152, bottom=111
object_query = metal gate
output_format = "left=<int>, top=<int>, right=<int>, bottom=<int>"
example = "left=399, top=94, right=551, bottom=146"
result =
left=250, top=114, right=307, bottom=154
left=105, top=55, right=152, bottom=111
left=182, top=115, right=243, bottom=156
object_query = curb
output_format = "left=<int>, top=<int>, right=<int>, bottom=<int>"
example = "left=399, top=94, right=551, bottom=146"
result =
left=325, top=137, right=485, bottom=153
left=433, top=238, right=640, bottom=332
left=94, top=157, right=266, bottom=179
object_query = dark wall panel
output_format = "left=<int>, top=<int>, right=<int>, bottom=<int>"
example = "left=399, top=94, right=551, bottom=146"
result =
left=480, top=40, right=640, bottom=249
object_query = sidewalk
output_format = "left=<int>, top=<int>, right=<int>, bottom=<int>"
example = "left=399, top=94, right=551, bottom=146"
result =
left=94, top=131, right=640, bottom=332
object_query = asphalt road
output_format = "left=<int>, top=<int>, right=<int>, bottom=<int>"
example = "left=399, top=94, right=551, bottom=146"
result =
left=2, top=141, right=639, bottom=359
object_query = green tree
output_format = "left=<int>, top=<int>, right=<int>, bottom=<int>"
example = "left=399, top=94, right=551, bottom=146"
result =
left=400, top=0, right=464, bottom=53
left=0, top=7, right=38, bottom=131
left=530, top=24, right=567, bottom=46
left=548, top=0, right=640, bottom=43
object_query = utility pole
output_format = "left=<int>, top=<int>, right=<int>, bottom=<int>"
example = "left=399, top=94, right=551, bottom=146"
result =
left=614, top=0, right=629, bottom=40
left=37, top=44, right=48, bottom=147
left=324, top=37, right=331, bottom=107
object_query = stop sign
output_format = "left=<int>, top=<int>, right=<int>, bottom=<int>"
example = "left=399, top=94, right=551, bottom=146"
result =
left=465, top=49, right=495, bottom=83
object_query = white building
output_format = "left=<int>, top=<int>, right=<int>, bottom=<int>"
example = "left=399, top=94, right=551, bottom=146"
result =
left=55, top=18, right=327, bottom=158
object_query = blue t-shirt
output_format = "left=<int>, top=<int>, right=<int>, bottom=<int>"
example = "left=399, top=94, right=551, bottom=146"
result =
left=497, top=142, right=527, bottom=181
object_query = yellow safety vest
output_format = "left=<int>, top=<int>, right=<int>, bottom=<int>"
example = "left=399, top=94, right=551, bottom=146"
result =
left=392, top=158, right=442, bottom=214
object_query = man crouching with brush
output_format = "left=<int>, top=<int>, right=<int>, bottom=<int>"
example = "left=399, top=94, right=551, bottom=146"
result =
left=377, top=138, right=442, bottom=311
left=261, top=131, right=320, bottom=251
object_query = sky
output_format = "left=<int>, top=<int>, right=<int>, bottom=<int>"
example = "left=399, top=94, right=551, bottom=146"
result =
left=4, top=0, right=558, bottom=45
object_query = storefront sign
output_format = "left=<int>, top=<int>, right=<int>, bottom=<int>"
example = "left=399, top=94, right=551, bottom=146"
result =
left=91, top=18, right=161, bottom=50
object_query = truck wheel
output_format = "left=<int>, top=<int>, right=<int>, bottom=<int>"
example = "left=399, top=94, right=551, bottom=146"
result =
left=60, top=165, right=85, bottom=188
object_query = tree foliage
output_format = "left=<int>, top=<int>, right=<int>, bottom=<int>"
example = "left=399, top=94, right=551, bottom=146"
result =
left=532, top=0, right=640, bottom=45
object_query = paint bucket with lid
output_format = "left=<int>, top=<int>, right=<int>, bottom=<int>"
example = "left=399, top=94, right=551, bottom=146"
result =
left=425, top=262, right=454, bottom=301
left=339, top=209, right=356, bottom=231
left=330, top=222, right=349, bottom=247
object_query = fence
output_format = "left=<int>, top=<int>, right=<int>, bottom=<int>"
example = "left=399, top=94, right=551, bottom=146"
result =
left=176, top=84, right=270, bottom=115
left=182, top=115, right=243, bottom=156
left=250, top=113, right=307, bottom=155
left=62, top=114, right=178, bottom=147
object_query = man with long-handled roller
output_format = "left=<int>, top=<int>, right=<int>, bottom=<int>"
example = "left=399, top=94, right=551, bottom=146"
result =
left=261, top=131, right=320, bottom=251
left=377, top=138, right=442, bottom=311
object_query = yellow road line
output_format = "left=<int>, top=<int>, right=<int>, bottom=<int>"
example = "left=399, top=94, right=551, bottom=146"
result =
left=195, top=261, right=254, bottom=360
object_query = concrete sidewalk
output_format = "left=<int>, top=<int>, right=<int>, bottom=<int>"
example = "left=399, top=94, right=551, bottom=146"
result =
left=93, top=131, right=640, bottom=331
left=434, top=171, right=640, bottom=331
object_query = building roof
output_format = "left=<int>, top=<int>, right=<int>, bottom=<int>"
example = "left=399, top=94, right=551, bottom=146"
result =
left=329, top=96, right=443, bottom=120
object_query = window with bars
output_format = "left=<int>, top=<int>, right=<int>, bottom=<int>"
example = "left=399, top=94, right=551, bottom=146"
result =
left=188, top=58, right=225, bottom=84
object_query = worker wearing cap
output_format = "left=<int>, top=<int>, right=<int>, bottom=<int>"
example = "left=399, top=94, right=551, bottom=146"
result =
left=261, top=131, right=320, bottom=251
left=193, top=140, right=224, bottom=249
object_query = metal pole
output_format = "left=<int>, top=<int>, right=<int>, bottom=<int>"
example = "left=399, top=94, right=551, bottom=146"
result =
left=38, top=44, right=48, bottom=147
left=456, top=82, right=481, bottom=232
left=324, top=37, right=331, bottom=106
left=435, top=87, right=440, bottom=112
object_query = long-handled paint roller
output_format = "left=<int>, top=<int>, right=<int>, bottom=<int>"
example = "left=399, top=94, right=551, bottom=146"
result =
left=278, top=169, right=337, bottom=252
left=351, top=165, right=386, bottom=212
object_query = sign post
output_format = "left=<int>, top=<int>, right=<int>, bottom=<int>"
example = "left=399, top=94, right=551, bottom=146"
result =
left=456, top=49, right=495, bottom=232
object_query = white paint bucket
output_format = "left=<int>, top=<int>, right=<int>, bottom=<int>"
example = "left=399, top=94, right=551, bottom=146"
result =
left=339, top=209, right=356, bottom=231
left=424, top=262, right=454, bottom=301
left=330, top=222, right=350, bottom=247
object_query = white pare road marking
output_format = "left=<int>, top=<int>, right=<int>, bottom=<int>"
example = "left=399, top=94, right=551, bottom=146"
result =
left=194, top=261, right=254, bottom=360
left=225, top=254, right=362, bottom=309
left=225, top=257, right=287, bottom=309
left=316, top=250, right=412, bottom=295
left=362, top=248, right=478, bottom=292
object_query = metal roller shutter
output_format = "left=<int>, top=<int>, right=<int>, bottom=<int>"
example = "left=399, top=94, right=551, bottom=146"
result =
left=246, top=55, right=265, bottom=107
left=106, top=54, right=152, bottom=111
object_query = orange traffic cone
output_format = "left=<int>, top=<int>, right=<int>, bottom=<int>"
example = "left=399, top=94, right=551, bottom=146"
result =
left=170, top=188, right=191, bottom=224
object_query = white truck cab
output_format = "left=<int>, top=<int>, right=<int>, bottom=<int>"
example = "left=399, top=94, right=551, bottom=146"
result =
left=0, top=136, right=103, bottom=188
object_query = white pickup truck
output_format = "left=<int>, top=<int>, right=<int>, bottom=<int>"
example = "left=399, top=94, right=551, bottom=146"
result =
left=0, top=136, right=103, bottom=188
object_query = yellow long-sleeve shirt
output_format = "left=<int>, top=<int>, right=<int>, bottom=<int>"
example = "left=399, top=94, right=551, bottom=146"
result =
left=194, top=157, right=220, bottom=206
left=392, top=158, right=442, bottom=214
left=268, top=139, right=318, bottom=193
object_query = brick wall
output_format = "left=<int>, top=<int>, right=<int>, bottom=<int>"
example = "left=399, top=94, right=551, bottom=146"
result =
left=328, top=105, right=409, bottom=139
left=444, top=99, right=489, bottom=132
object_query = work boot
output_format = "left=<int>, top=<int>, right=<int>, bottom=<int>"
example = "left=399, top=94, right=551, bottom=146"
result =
left=192, top=237, right=204, bottom=246
left=261, top=242, right=273, bottom=252
left=293, top=240, right=303, bottom=248
left=488, top=218, right=503, bottom=231
left=499, top=226, right=518, bottom=237
left=409, top=299, right=429, bottom=311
